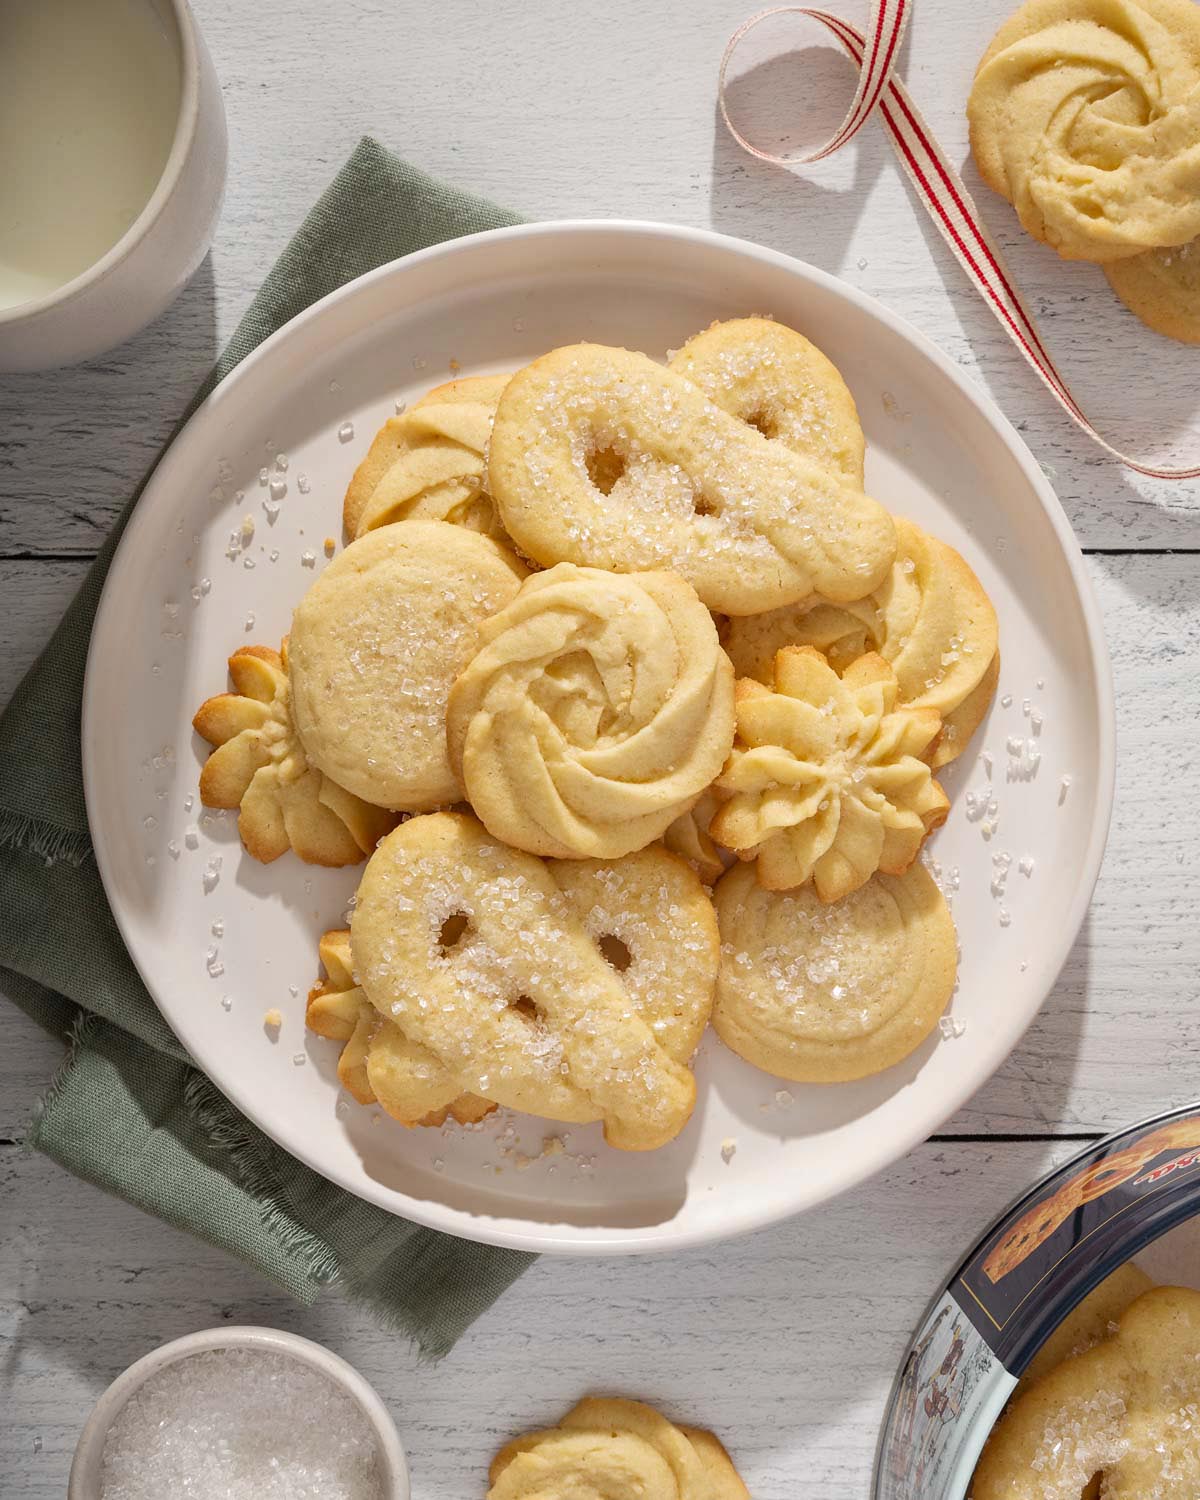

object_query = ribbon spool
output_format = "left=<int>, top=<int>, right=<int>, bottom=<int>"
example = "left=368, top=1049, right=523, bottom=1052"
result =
left=719, top=2, right=1200, bottom=481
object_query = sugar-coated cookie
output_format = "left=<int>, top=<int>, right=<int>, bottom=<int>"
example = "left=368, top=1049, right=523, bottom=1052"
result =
left=712, top=860, right=957, bottom=1082
left=712, top=647, right=949, bottom=901
left=287, top=520, right=527, bottom=812
left=447, top=563, right=735, bottom=859
left=668, top=316, right=866, bottom=485
left=348, top=812, right=718, bottom=1150
left=193, top=640, right=395, bottom=865
left=343, top=374, right=510, bottom=539
left=723, top=517, right=998, bottom=768
left=1106, top=235, right=1200, bottom=343
left=968, top=0, right=1200, bottom=263
left=972, top=1287, right=1200, bottom=1500
left=1019, top=1262, right=1155, bottom=1391
left=305, top=929, right=494, bottom=1128
left=489, top=1397, right=750, bottom=1500
left=487, top=341, right=895, bottom=615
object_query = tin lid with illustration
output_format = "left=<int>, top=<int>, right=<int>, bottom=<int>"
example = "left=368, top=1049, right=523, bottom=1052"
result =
left=874, top=1103, right=1200, bottom=1500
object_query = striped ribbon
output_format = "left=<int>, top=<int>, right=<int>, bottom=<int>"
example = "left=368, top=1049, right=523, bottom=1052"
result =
left=718, top=2, right=1200, bottom=480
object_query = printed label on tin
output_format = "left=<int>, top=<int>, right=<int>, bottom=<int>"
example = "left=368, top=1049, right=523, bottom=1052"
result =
left=952, top=1107, right=1200, bottom=1372
left=875, top=1291, right=1014, bottom=1500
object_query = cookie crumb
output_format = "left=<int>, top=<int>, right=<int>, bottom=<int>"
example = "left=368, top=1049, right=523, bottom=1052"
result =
left=263, top=1009, right=282, bottom=1036
left=720, top=1137, right=737, bottom=1164
left=323, top=536, right=336, bottom=556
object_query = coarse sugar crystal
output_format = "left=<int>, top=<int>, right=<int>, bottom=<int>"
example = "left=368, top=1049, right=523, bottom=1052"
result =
left=96, top=1346, right=385, bottom=1500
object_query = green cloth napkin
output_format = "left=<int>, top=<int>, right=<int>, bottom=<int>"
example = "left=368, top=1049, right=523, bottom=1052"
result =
left=0, top=138, right=533, bottom=1358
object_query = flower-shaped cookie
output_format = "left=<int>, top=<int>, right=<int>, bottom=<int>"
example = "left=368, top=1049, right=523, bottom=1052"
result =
left=193, top=641, right=395, bottom=866
left=711, top=646, right=949, bottom=902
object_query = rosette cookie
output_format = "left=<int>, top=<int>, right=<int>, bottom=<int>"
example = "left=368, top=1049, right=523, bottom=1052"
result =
left=712, top=647, right=949, bottom=902
left=489, top=1397, right=749, bottom=1500
left=342, top=374, right=511, bottom=540
left=305, top=929, right=494, bottom=1128
left=288, top=520, right=526, bottom=812
left=973, top=1287, right=1200, bottom=1500
left=668, top=316, right=866, bottom=485
left=723, top=517, right=998, bottom=768
left=968, top=0, right=1200, bottom=264
left=487, top=342, right=895, bottom=615
left=193, top=641, right=395, bottom=865
left=447, top=563, right=735, bottom=859
left=350, top=812, right=717, bottom=1150
left=712, top=861, right=957, bottom=1083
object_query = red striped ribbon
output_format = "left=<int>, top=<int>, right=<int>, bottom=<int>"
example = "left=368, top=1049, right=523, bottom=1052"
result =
left=718, top=3, right=1200, bottom=481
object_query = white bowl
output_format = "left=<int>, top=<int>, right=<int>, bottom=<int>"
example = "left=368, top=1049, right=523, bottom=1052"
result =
left=67, top=1325, right=410, bottom=1499
left=82, top=221, right=1114, bottom=1254
left=0, top=0, right=227, bottom=373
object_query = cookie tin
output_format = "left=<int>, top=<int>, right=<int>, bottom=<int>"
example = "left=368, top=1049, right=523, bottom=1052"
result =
left=873, top=1102, right=1200, bottom=1500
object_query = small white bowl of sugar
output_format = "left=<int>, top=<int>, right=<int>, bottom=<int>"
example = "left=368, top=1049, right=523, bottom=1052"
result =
left=68, top=1325, right=410, bottom=1500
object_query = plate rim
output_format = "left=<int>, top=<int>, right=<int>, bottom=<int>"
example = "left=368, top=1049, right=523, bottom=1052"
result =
left=82, top=218, right=1117, bottom=1254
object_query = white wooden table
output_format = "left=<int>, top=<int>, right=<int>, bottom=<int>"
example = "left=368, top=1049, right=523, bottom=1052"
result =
left=2, top=1, right=1198, bottom=1494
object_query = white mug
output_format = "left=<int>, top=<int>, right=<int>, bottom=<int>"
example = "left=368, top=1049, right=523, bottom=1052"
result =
left=0, top=0, right=227, bottom=374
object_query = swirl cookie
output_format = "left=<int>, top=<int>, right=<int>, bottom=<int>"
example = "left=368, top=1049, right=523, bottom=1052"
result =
left=662, top=789, right=727, bottom=887
left=349, top=812, right=718, bottom=1149
left=668, top=316, right=866, bottom=484
left=1106, top=235, right=1200, bottom=343
left=972, top=1286, right=1200, bottom=1500
left=712, top=647, right=949, bottom=902
left=723, top=517, right=998, bottom=769
left=712, top=860, right=956, bottom=1082
left=487, top=342, right=895, bottom=615
left=287, top=519, right=527, bottom=812
left=342, top=374, right=510, bottom=540
left=968, top=0, right=1200, bottom=263
left=192, top=641, right=395, bottom=865
left=447, top=563, right=735, bottom=859
left=489, top=1397, right=749, bottom=1500
left=305, top=929, right=494, bottom=1128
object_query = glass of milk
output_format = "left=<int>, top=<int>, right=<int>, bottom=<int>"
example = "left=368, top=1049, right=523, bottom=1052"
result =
left=0, top=0, right=227, bottom=372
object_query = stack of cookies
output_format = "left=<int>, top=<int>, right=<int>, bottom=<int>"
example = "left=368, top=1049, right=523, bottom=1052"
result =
left=193, top=317, right=999, bottom=1151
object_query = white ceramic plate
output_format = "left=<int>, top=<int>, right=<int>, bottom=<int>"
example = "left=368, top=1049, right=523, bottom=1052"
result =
left=83, top=222, right=1114, bottom=1254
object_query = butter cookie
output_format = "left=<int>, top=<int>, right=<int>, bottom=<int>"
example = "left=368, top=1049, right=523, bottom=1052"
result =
left=348, top=812, right=717, bottom=1149
left=1106, top=235, right=1200, bottom=343
left=193, top=641, right=395, bottom=865
left=712, top=860, right=956, bottom=1082
left=447, top=563, right=735, bottom=859
left=712, top=647, right=949, bottom=902
left=288, top=520, right=526, bottom=812
left=487, top=342, right=895, bottom=614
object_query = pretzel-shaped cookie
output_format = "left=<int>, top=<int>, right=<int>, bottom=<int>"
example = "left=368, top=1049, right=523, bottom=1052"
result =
left=972, top=1287, right=1200, bottom=1499
left=487, top=341, right=895, bottom=615
left=192, top=640, right=395, bottom=865
left=346, top=812, right=718, bottom=1149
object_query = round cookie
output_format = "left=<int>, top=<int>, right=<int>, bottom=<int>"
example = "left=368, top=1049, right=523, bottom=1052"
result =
left=192, top=639, right=396, bottom=865
left=342, top=373, right=511, bottom=540
left=712, top=860, right=957, bottom=1083
left=1106, top=236, right=1200, bottom=343
left=712, top=647, right=949, bottom=902
left=489, top=1397, right=750, bottom=1500
left=447, top=563, right=735, bottom=859
left=968, top=0, right=1200, bottom=263
left=722, top=516, right=999, bottom=768
left=487, top=341, right=895, bottom=615
left=287, top=520, right=527, bottom=812
left=668, top=316, right=866, bottom=485
left=349, top=811, right=716, bottom=1150
left=973, top=1286, right=1200, bottom=1500
left=1018, top=1262, right=1155, bottom=1391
